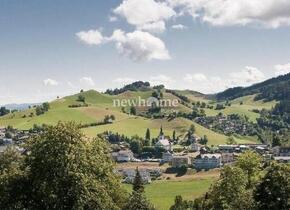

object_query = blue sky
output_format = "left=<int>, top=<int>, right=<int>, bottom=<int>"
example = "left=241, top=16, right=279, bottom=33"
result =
left=1, top=0, right=290, bottom=104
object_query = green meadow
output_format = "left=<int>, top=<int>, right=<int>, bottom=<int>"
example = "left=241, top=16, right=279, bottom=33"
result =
left=123, top=178, right=215, bottom=210
left=0, top=90, right=271, bottom=145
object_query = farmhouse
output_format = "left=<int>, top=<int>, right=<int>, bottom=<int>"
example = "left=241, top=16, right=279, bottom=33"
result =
left=171, top=156, right=191, bottom=168
left=272, top=146, right=290, bottom=157
left=194, top=154, right=222, bottom=170
left=119, top=169, right=151, bottom=184
left=112, top=150, right=134, bottom=162
left=274, top=156, right=290, bottom=163
left=218, top=145, right=239, bottom=153
left=155, top=137, right=172, bottom=151
left=221, top=153, right=234, bottom=164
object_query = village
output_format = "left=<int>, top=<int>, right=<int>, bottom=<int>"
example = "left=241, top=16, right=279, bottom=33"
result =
left=109, top=131, right=290, bottom=184
left=195, top=113, right=257, bottom=136
left=2, top=125, right=290, bottom=185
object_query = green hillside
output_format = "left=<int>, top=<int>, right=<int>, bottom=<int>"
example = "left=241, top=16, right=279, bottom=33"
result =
left=216, top=73, right=290, bottom=102
left=203, top=94, right=277, bottom=122
left=0, top=87, right=272, bottom=145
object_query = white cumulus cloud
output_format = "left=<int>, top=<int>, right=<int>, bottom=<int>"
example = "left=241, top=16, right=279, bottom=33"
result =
left=80, top=77, right=95, bottom=87
left=76, top=29, right=104, bottom=45
left=76, top=29, right=170, bottom=61
left=167, top=0, right=290, bottom=28
left=183, top=66, right=265, bottom=93
left=229, top=66, right=265, bottom=86
left=184, top=73, right=207, bottom=82
left=43, top=79, right=58, bottom=86
left=137, top=21, right=166, bottom=34
left=149, top=74, right=175, bottom=87
left=114, top=0, right=175, bottom=27
left=110, top=29, right=170, bottom=61
left=274, top=63, right=290, bottom=76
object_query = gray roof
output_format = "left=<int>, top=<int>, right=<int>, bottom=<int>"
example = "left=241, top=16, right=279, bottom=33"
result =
left=274, top=156, right=290, bottom=160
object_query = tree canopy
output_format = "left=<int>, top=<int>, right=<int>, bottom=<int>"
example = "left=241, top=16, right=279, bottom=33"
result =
left=0, top=122, right=127, bottom=210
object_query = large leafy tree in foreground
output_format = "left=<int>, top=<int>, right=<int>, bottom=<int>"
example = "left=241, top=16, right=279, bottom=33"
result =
left=0, top=122, right=127, bottom=210
left=254, top=163, right=290, bottom=210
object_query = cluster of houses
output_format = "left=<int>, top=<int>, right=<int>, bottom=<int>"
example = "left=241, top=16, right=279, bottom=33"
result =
left=111, top=135, right=173, bottom=162
left=112, top=135, right=290, bottom=173
left=195, top=114, right=255, bottom=136
left=162, top=152, right=225, bottom=170
left=0, top=127, right=31, bottom=153
left=273, top=146, right=290, bottom=163
left=116, top=168, right=162, bottom=184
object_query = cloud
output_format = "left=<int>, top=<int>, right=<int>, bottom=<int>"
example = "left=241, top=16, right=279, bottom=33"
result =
left=167, top=0, right=290, bottom=28
left=184, top=73, right=207, bottom=82
left=171, top=24, right=188, bottom=30
left=110, top=29, right=170, bottom=61
left=113, top=77, right=135, bottom=83
left=43, top=79, right=58, bottom=86
left=109, top=16, right=118, bottom=22
left=137, top=21, right=166, bottom=33
left=114, top=0, right=175, bottom=27
left=80, top=77, right=95, bottom=87
left=76, top=28, right=170, bottom=61
left=274, top=63, right=290, bottom=76
left=76, top=29, right=104, bottom=45
left=149, top=74, right=175, bottom=87
left=183, top=74, right=226, bottom=93
left=113, top=77, right=136, bottom=86
left=183, top=66, right=265, bottom=93
left=229, top=66, right=265, bottom=85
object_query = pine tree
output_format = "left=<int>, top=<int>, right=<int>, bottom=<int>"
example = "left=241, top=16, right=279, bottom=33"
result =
left=145, top=128, right=150, bottom=140
left=159, top=126, right=164, bottom=137
left=170, top=196, right=188, bottom=210
left=172, top=130, right=176, bottom=141
left=127, top=168, right=155, bottom=210
left=124, top=191, right=156, bottom=210
left=133, top=168, right=144, bottom=193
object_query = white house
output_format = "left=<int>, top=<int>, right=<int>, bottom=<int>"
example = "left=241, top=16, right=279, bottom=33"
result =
left=119, top=169, right=151, bottom=184
left=274, top=156, right=290, bottom=163
left=194, top=154, right=222, bottom=170
left=156, top=137, right=171, bottom=151
left=112, top=150, right=134, bottom=162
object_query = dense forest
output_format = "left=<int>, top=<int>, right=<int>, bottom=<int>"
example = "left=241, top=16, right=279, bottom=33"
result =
left=216, top=73, right=290, bottom=101
left=105, top=81, right=151, bottom=95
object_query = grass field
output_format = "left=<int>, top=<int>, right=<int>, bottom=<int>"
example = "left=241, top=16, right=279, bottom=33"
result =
left=0, top=90, right=265, bottom=145
left=123, top=178, right=215, bottom=210
left=82, top=117, right=193, bottom=139
left=203, top=95, right=276, bottom=122
left=82, top=117, right=257, bottom=145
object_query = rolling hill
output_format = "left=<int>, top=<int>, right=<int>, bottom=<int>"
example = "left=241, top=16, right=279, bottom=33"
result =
left=1, top=77, right=283, bottom=145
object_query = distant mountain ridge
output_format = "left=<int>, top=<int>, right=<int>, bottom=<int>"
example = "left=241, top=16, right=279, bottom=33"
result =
left=1, top=103, right=40, bottom=110
left=216, top=73, right=290, bottom=102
